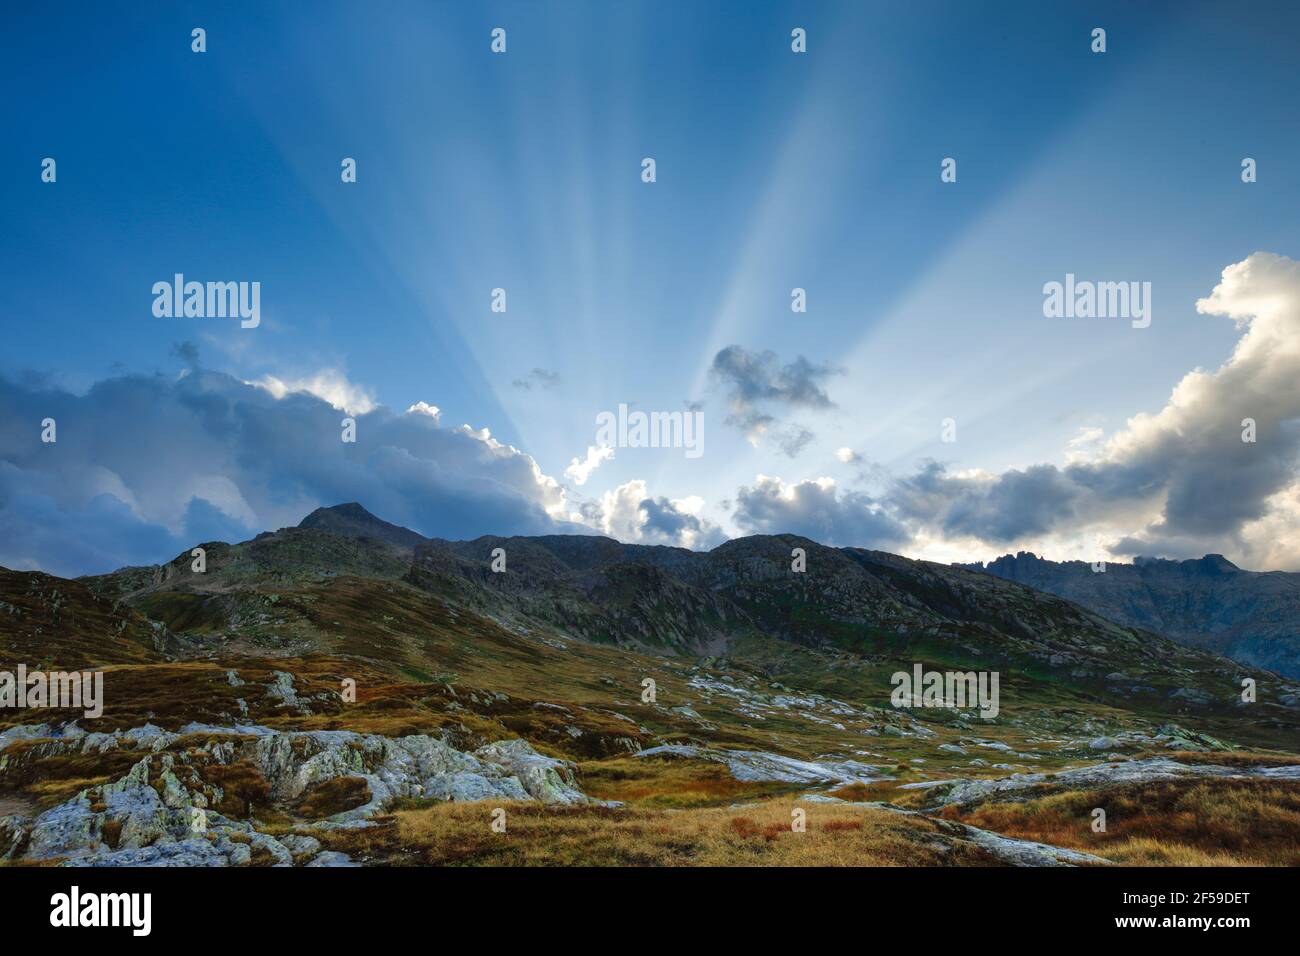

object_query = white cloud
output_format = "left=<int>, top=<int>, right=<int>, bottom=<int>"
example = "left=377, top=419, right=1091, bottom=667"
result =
left=253, top=369, right=377, bottom=416
left=564, top=444, right=614, bottom=486
left=733, top=474, right=908, bottom=548
left=405, top=401, right=442, bottom=423
left=585, top=479, right=724, bottom=550
left=887, top=252, right=1300, bottom=568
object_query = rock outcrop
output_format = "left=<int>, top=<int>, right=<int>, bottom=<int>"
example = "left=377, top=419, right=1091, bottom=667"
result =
left=1, top=721, right=605, bottom=866
left=636, top=744, right=890, bottom=786
left=901, top=756, right=1300, bottom=808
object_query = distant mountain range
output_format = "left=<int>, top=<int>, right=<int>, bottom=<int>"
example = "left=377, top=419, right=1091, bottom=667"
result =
left=64, top=502, right=1295, bottom=720
left=5, top=501, right=1299, bottom=869
left=958, top=552, right=1300, bottom=678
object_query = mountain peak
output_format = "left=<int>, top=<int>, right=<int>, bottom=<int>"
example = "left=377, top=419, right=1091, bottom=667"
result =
left=308, top=501, right=374, bottom=521
left=298, top=502, right=428, bottom=552
left=1194, top=553, right=1239, bottom=574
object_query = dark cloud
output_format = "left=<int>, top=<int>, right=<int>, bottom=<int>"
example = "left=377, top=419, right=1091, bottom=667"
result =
left=889, top=460, right=1085, bottom=543
left=709, top=345, right=840, bottom=445
left=640, top=495, right=725, bottom=549
left=582, top=479, right=724, bottom=550
left=732, top=475, right=909, bottom=549
left=0, top=368, right=572, bottom=576
left=169, top=341, right=201, bottom=366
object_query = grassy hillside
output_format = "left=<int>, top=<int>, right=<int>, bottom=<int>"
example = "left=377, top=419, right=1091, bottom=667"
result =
left=2, top=505, right=1298, bottom=867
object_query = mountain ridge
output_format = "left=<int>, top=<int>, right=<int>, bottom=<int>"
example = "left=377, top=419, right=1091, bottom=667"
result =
left=62, top=502, right=1298, bottom=720
left=64, top=502, right=1298, bottom=684
left=959, top=551, right=1300, bottom=678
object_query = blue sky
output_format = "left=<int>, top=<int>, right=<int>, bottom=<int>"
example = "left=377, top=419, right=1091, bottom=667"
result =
left=4, top=1, right=1300, bottom=575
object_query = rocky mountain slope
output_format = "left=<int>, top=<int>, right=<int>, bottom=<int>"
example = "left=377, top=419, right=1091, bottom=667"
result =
left=73, top=503, right=1299, bottom=719
left=2, top=502, right=1298, bottom=867
left=960, top=552, right=1300, bottom=679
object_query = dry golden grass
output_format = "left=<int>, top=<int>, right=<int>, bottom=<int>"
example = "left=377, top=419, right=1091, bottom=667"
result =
left=826, top=782, right=875, bottom=801
left=943, top=778, right=1300, bottom=866
left=824, top=779, right=933, bottom=808
left=1152, top=750, right=1300, bottom=768
left=99, top=818, right=123, bottom=849
left=291, top=775, right=371, bottom=819
left=576, top=755, right=793, bottom=808
left=1, top=745, right=147, bottom=809
left=197, top=760, right=272, bottom=818
left=1097, top=839, right=1247, bottom=867
left=311, top=797, right=1005, bottom=867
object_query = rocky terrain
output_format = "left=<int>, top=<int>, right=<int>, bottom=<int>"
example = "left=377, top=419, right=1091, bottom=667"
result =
left=2, top=503, right=1298, bottom=867
left=1, top=715, right=599, bottom=866
left=961, top=551, right=1300, bottom=678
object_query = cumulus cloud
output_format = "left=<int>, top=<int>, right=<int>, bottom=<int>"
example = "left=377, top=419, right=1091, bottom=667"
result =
left=885, top=252, right=1300, bottom=567
left=8, top=252, right=1299, bottom=575
left=889, top=461, right=1086, bottom=543
left=252, top=369, right=377, bottom=416
left=1064, top=426, right=1104, bottom=465
left=585, top=479, right=725, bottom=550
left=732, top=475, right=909, bottom=549
left=0, top=368, right=574, bottom=576
left=405, top=401, right=442, bottom=423
left=709, top=345, right=839, bottom=448
left=726, top=254, right=1300, bottom=563
left=564, top=444, right=614, bottom=486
